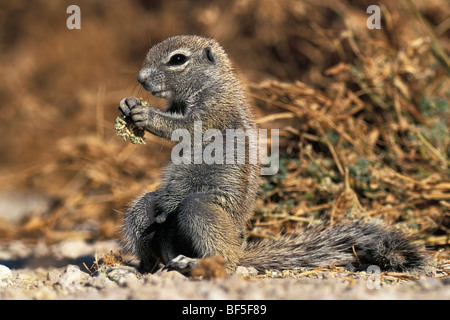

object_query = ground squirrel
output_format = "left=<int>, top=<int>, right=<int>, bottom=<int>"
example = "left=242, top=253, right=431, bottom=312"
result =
left=119, top=35, right=425, bottom=274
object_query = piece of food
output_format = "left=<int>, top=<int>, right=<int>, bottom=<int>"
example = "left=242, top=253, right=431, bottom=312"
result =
left=114, top=115, right=146, bottom=145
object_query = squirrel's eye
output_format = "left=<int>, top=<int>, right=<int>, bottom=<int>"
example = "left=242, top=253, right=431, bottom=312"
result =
left=168, top=54, right=188, bottom=66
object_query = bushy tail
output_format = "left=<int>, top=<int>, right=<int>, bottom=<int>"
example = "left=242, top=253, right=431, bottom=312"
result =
left=238, top=222, right=426, bottom=272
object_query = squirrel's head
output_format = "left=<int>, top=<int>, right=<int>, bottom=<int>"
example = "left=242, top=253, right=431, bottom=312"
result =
left=137, top=35, right=234, bottom=104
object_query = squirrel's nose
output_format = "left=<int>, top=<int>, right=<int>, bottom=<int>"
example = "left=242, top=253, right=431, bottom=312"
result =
left=137, top=69, right=150, bottom=84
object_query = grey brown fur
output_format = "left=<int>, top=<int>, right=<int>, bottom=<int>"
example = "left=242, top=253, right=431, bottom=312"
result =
left=120, top=35, right=425, bottom=274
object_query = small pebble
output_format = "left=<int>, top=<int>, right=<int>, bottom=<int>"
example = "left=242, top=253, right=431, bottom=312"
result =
left=235, top=266, right=258, bottom=276
left=0, top=265, right=12, bottom=280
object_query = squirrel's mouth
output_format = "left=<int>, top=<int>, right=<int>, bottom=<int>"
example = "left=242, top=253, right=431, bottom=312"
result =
left=139, top=82, right=168, bottom=98
left=152, top=90, right=170, bottom=98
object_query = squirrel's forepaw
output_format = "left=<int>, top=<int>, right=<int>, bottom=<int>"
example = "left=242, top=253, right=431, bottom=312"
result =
left=118, top=97, right=139, bottom=118
left=130, top=105, right=152, bottom=128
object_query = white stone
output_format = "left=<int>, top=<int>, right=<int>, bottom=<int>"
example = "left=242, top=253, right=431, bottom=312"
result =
left=0, top=265, right=12, bottom=280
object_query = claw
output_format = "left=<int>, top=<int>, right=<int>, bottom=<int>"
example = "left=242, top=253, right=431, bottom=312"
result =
left=118, top=98, right=132, bottom=117
left=155, top=213, right=168, bottom=223
left=118, top=106, right=129, bottom=118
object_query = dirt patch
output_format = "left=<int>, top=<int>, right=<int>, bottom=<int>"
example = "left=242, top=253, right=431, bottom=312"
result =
left=0, top=240, right=449, bottom=300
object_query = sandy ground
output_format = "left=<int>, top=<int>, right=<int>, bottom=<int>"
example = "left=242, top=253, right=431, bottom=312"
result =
left=0, top=240, right=449, bottom=300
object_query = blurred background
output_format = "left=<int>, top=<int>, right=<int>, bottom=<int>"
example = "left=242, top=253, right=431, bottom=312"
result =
left=0, top=0, right=448, bottom=257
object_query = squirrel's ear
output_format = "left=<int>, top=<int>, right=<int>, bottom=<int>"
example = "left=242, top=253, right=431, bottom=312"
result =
left=204, top=47, right=215, bottom=64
